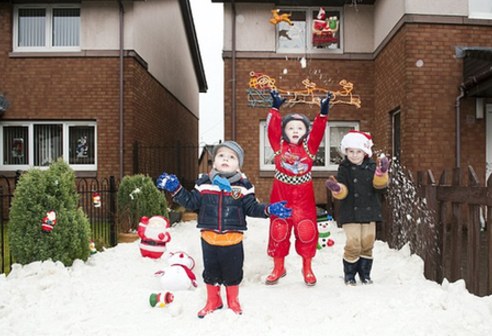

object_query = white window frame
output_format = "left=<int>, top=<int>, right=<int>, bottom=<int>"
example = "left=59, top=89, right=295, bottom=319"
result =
left=469, top=0, right=492, bottom=20
left=275, top=7, right=343, bottom=54
left=0, top=121, right=97, bottom=171
left=259, top=120, right=358, bottom=171
left=13, top=4, right=81, bottom=52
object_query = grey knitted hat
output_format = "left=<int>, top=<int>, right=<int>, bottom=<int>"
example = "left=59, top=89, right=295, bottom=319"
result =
left=213, top=141, right=244, bottom=167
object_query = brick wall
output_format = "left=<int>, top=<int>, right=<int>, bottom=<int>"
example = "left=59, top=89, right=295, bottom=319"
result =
left=224, top=57, right=374, bottom=204
left=0, top=5, right=198, bottom=180
left=374, top=23, right=491, bottom=180
left=223, top=22, right=492, bottom=204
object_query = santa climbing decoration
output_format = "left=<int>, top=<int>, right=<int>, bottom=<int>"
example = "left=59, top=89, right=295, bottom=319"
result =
left=41, top=210, right=57, bottom=233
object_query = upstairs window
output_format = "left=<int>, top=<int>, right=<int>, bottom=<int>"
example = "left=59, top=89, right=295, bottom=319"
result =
left=276, top=7, right=342, bottom=54
left=469, top=0, right=492, bottom=19
left=14, top=5, right=80, bottom=52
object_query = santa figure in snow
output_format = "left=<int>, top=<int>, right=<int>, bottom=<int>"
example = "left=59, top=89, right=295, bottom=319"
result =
left=137, top=215, right=171, bottom=258
left=154, top=251, right=198, bottom=291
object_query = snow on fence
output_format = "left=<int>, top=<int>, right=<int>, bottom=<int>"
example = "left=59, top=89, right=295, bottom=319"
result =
left=327, top=164, right=492, bottom=297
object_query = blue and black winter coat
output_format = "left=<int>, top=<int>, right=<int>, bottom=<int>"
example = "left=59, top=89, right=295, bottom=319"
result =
left=172, top=174, right=268, bottom=232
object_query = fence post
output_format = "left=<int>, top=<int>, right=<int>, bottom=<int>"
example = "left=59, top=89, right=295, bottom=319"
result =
left=109, top=176, right=117, bottom=246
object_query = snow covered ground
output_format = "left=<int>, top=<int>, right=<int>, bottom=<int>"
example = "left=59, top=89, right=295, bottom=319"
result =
left=1, top=217, right=492, bottom=336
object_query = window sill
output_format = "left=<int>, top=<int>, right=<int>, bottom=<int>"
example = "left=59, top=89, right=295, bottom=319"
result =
left=259, top=170, right=337, bottom=178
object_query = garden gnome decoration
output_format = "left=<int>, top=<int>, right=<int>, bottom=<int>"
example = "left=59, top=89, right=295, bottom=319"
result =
left=137, top=215, right=171, bottom=258
left=155, top=251, right=198, bottom=291
left=41, top=210, right=57, bottom=233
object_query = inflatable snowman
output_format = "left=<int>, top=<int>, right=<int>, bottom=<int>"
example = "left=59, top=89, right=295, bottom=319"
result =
left=154, top=251, right=198, bottom=291
left=137, top=215, right=171, bottom=259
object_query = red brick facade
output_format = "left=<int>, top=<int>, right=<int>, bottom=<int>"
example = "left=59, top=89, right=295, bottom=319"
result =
left=223, top=21, right=491, bottom=205
left=0, top=4, right=198, bottom=180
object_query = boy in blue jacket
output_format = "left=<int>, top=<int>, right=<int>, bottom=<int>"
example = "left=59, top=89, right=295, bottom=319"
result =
left=157, top=141, right=291, bottom=318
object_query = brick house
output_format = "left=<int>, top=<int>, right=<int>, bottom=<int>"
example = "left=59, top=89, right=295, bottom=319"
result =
left=212, top=0, right=492, bottom=205
left=0, top=0, right=206, bottom=184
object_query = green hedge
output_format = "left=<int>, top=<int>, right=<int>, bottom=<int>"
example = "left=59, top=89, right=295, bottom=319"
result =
left=116, top=174, right=168, bottom=233
left=8, top=159, right=91, bottom=266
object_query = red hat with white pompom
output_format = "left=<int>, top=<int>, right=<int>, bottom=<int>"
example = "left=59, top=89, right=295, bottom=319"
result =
left=340, top=130, right=374, bottom=157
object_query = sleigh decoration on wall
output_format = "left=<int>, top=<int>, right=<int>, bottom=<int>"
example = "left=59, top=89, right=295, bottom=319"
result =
left=247, top=71, right=361, bottom=109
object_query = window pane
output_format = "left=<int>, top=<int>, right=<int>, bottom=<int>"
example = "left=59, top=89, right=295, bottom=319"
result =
left=34, top=124, right=63, bottom=166
left=312, top=9, right=340, bottom=50
left=18, top=8, right=46, bottom=47
left=330, top=126, right=355, bottom=165
left=3, top=127, right=29, bottom=165
left=262, top=123, right=275, bottom=165
left=277, top=11, right=306, bottom=50
left=53, top=8, right=80, bottom=47
left=69, top=126, right=95, bottom=165
left=313, top=135, right=326, bottom=166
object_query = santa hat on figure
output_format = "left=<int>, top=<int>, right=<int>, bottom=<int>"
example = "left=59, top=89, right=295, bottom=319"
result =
left=340, top=130, right=373, bottom=157
left=317, top=7, right=326, bottom=20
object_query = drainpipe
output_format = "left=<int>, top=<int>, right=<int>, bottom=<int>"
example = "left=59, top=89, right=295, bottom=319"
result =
left=118, top=0, right=125, bottom=179
left=455, top=86, right=465, bottom=168
left=231, top=0, right=237, bottom=140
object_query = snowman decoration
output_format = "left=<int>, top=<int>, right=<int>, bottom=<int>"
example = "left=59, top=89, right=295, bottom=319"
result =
left=137, top=215, right=171, bottom=259
left=154, top=251, right=198, bottom=291
left=317, top=214, right=335, bottom=250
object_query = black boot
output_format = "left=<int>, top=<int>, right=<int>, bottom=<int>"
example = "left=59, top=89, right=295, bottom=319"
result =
left=358, top=257, right=373, bottom=284
left=343, top=259, right=358, bottom=286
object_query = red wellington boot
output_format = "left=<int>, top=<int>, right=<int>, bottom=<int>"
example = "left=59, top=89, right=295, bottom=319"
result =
left=265, top=257, right=286, bottom=285
left=225, top=285, right=242, bottom=315
left=197, top=284, right=223, bottom=318
left=302, top=257, right=317, bottom=286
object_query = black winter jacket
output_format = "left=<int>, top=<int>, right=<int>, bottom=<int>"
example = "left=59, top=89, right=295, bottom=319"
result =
left=173, top=174, right=268, bottom=232
left=335, top=157, right=386, bottom=225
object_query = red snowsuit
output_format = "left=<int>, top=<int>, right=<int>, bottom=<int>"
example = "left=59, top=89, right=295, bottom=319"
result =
left=267, top=108, right=327, bottom=258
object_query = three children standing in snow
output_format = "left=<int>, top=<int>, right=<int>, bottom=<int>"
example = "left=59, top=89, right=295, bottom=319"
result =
left=157, top=90, right=389, bottom=317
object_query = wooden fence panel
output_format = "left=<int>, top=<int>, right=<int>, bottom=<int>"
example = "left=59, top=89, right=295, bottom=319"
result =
left=380, top=165, right=492, bottom=296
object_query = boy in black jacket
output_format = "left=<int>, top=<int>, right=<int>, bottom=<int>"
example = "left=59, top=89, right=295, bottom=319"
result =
left=157, top=141, right=291, bottom=317
left=325, top=131, right=389, bottom=285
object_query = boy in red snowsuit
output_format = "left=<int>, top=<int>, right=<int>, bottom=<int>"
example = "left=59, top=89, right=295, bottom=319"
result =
left=265, top=90, right=331, bottom=286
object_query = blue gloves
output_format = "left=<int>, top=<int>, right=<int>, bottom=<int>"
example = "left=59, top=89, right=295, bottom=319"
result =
left=213, top=175, right=232, bottom=192
left=156, top=173, right=181, bottom=193
left=267, top=201, right=292, bottom=219
left=320, top=92, right=333, bottom=116
left=270, top=90, right=286, bottom=109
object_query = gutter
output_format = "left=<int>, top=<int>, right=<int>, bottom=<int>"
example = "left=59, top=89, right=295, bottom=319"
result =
left=231, top=0, right=237, bottom=140
left=179, top=0, right=208, bottom=92
left=455, top=86, right=464, bottom=168
left=118, top=0, right=124, bottom=179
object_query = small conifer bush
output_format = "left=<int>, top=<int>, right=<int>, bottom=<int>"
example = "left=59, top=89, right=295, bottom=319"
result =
left=116, top=174, right=168, bottom=233
left=8, top=159, right=92, bottom=266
